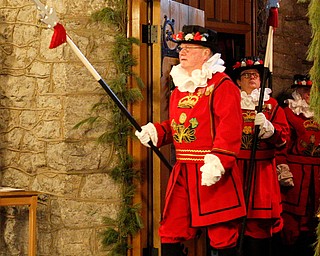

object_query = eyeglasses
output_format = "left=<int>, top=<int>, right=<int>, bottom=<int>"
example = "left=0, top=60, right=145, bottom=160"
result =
left=241, top=72, right=260, bottom=79
left=176, top=46, right=204, bottom=53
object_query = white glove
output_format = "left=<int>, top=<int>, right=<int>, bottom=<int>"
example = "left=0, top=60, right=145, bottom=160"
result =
left=135, top=122, right=158, bottom=148
left=254, top=112, right=275, bottom=139
left=200, top=154, right=225, bottom=186
left=277, top=164, right=294, bottom=187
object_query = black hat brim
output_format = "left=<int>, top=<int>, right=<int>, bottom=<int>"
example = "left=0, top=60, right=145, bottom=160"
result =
left=231, top=64, right=269, bottom=83
left=177, top=40, right=218, bottom=53
left=179, top=25, right=219, bottom=53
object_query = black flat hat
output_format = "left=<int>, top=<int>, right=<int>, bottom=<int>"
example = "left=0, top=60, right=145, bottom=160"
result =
left=292, top=74, right=312, bottom=88
left=230, top=56, right=269, bottom=83
left=173, top=25, right=218, bottom=53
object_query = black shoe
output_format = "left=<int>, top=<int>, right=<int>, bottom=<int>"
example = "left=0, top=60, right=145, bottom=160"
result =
left=242, top=236, right=271, bottom=256
left=217, top=247, right=238, bottom=256
left=161, top=243, right=188, bottom=256
left=211, top=246, right=238, bottom=256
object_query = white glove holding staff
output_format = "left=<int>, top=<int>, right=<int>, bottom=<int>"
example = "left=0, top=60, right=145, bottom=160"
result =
left=200, top=154, right=225, bottom=186
left=254, top=112, right=275, bottom=139
left=135, top=122, right=158, bottom=147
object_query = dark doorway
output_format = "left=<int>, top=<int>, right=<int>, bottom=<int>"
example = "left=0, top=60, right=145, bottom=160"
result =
left=218, top=32, right=246, bottom=74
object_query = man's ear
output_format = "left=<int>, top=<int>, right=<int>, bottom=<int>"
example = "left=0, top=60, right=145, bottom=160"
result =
left=203, top=48, right=212, bottom=60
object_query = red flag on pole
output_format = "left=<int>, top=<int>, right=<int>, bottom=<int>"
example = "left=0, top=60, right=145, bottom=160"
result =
left=267, top=7, right=279, bottom=28
left=49, top=23, right=67, bottom=49
left=267, top=0, right=280, bottom=29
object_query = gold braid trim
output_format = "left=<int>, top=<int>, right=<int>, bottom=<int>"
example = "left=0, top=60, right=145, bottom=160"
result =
left=212, top=147, right=237, bottom=156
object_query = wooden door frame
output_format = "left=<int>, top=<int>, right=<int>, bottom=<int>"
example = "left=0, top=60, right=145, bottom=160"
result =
left=128, top=1, right=150, bottom=256
left=128, top=0, right=171, bottom=255
left=151, top=0, right=163, bottom=252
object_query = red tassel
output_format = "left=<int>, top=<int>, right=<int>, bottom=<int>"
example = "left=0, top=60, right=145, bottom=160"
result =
left=49, top=23, right=67, bottom=49
left=267, top=7, right=279, bottom=28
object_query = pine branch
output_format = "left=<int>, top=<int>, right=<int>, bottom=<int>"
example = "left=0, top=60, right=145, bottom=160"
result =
left=303, top=0, right=320, bottom=122
left=76, top=1, right=146, bottom=254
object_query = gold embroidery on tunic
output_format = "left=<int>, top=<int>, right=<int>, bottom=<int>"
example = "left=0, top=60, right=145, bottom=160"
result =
left=300, top=119, right=320, bottom=156
left=171, top=113, right=199, bottom=143
left=178, top=94, right=199, bottom=108
left=263, top=104, right=272, bottom=111
left=241, top=115, right=260, bottom=149
left=198, top=84, right=214, bottom=96
left=204, top=85, right=214, bottom=96
left=242, top=111, right=256, bottom=122
left=178, top=84, right=215, bottom=109
left=243, top=126, right=252, bottom=135
left=304, top=119, right=320, bottom=131
left=241, top=133, right=253, bottom=149
left=300, top=134, right=320, bottom=156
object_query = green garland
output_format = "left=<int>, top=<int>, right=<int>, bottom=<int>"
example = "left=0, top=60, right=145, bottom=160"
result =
left=298, top=0, right=320, bottom=123
left=75, top=0, right=144, bottom=255
left=297, top=2, right=320, bottom=255
left=306, top=0, right=320, bottom=123
left=316, top=220, right=320, bottom=256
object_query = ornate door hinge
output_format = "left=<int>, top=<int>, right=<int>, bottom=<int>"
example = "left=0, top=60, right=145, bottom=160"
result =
left=142, top=24, right=158, bottom=44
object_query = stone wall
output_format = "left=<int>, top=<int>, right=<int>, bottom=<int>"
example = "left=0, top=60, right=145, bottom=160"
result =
left=0, top=0, right=120, bottom=255
left=269, top=0, right=312, bottom=96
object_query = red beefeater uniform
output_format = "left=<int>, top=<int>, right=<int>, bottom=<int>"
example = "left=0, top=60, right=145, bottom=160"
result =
left=154, top=72, right=246, bottom=228
left=280, top=106, right=320, bottom=235
left=237, top=96, right=289, bottom=237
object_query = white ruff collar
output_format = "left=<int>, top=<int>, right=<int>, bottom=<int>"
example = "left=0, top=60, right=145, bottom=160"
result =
left=285, top=90, right=314, bottom=118
left=241, top=88, right=272, bottom=110
left=170, top=53, right=226, bottom=93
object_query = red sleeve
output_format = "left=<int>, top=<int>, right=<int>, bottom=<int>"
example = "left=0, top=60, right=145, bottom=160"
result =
left=154, top=121, right=173, bottom=147
left=211, top=79, right=243, bottom=169
left=284, top=106, right=306, bottom=140
left=274, top=107, right=290, bottom=165
left=265, top=98, right=290, bottom=147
